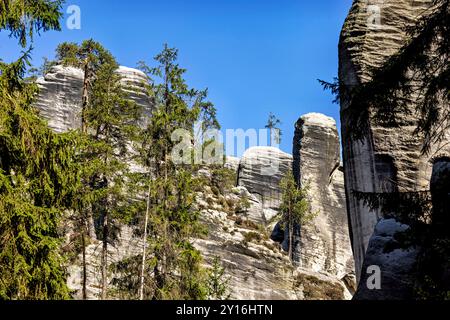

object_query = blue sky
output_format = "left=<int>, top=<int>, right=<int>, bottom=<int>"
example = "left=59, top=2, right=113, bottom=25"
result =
left=1, top=0, right=353, bottom=157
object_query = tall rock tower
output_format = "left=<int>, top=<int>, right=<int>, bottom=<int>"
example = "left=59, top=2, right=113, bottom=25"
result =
left=339, top=0, right=449, bottom=298
left=293, top=113, right=355, bottom=283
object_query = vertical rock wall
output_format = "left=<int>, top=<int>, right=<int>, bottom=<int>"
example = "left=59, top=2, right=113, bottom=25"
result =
left=293, top=113, right=355, bottom=280
left=339, top=0, right=449, bottom=294
left=237, top=147, right=293, bottom=224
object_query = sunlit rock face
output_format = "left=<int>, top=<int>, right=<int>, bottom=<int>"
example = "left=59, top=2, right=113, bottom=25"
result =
left=339, top=0, right=449, bottom=298
left=293, top=113, right=355, bottom=282
left=195, top=165, right=354, bottom=300
left=35, top=65, right=84, bottom=132
left=33, top=65, right=356, bottom=300
left=237, top=147, right=293, bottom=224
left=224, top=156, right=240, bottom=173
left=35, top=65, right=152, bottom=132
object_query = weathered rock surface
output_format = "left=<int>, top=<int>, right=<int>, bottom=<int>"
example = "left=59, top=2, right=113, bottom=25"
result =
left=66, top=225, right=143, bottom=300
left=293, top=113, right=355, bottom=281
left=34, top=65, right=355, bottom=300
left=35, top=65, right=84, bottom=132
left=354, top=219, right=420, bottom=300
left=237, top=147, right=293, bottom=224
left=195, top=171, right=353, bottom=300
left=339, top=0, right=450, bottom=298
left=224, top=156, right=240, bottom=173
left=34, top=65, right=152, bottom=299
left=35, top=65, right=152, bottom=132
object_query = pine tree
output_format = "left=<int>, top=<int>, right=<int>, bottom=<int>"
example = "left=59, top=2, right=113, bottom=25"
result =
left=137, top=44, right=219, bottom=300
left=278, top=171, right=315, bottom=262
left=265, top=112, right=282, bottom=146
left=206, top=256, right=230, bottom=300
left=53, top=40, right=142, bottom=299
left=0, top=0, right=77, bottom=300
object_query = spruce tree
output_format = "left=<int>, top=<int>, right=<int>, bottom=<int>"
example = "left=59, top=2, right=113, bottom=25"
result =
left=278, top=171, right=315, bottom=262
left=137, top=44, right=219, bottom=300
left=53, top=40, right=142, bottom=299
left=0, top=0, right=77, bottom=300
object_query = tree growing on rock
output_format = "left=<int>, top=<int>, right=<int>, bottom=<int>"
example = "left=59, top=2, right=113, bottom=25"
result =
left=265, top=112, right=282, bottom=146
left=206, top=256, right=230, bottom=300
left=236, top=193, right=251, bottom=219
left=278, top=170, right=316, bottom=262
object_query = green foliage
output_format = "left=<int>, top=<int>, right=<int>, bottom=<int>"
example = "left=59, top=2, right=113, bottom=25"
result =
left=136, top=45, right=219, bottom=300
left=320, top=0, right=450, bottom=300
left=206, top=256, right=230, bottom=300
left=0, top=0, right=64, bottom=48
left=0, top=0, right=75, bottom=300
left=295, top=274, right=344, bottom=300
left=236, top=194, right=251, bottom=215
left=279, top=171, right=316, bottom=228
left=242, top=231, right=262, bottom=245
left=277, top=170, right=316, bottom=261
left=28, top=57, right=57, bottom=79
left=211, top=166, right=236, bottom=194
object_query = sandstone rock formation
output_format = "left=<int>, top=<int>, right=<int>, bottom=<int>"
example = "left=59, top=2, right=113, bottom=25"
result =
left=237, top=147, right=293, bottom=224
left=293, top=113, right=354, bottom=281
left=35, top=65, right=152, bottom=132
left=354, top=219, right=420, bottom=300
left=33, top=65, right=356, bottom=300
left=195, top=168, right=353, bottom=300
left=339, top=0, right=450, bottom=297
left=224, top=156, right=240, bottom=173
left=35, top=65, right=84, bottom=133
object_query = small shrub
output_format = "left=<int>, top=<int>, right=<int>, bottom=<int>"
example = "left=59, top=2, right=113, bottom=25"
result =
left=243, top=231, right=262, bottom=244
left=296, top=274, right=344, bottom=300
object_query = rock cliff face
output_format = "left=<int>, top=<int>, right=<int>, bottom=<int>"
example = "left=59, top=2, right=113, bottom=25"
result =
left=195, top=166, right=353, bottom=300
left=237, top=147, right=293, bottom=224
left=34, top=66, right=355, bottom=300
left=293, top=113, right=354, bottom=281
left=35, top=65, right=152, bottom=299
left=35, top=65, right=84, bottom=133
left=339, top=0, right=449, bottom=297
left=35, top=65, right=152, bottom=132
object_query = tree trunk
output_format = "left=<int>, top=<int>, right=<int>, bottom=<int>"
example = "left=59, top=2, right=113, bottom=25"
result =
left=139, top=184, right=151, bottom=300
left=82, top=229, right=87, bottom=300
left=288, top=221, right=293, bottom=262
left=101, top=210, right=108, bottom=300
